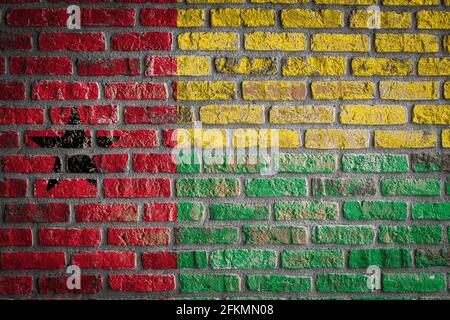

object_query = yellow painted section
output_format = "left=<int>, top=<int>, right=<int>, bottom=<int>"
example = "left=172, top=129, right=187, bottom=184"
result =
left=350, top=11, right=411, bottom=29
left=215, top=57, right=276, bottom=75
left=187, top=0, right=244, bottom=2
left=374, top=130, right=436, bottom=148
left=282, top=56, right=346, bottom=76
left=232, top=129, right=300, bottom=148
left=340, top=105, right=407, bottom=125
left=200, top=105, right=265, bottom=124
left=445, top=36, right=450, bottom=52
left=251, top=0, right=308, bottom=2
left=417, top=11, right=450, bottom=29
left=242, top=81, right=307, bottom=101
left=270, top=105, right=335, bottom=124
left=314, top=0, right=375, bottom=3
left=443, top=130, right=450, bottom=148
left=375, top=34, right=439, bottom=53
left=178, top=32, right=239, bottom=51
left=383, top=0, right=439, bottom=5
left=305, top=129, right=370, bottom=149
left=281, top=9, right=344, bottom=28
left=177, top=56, right=211, bottom=76
left=311, top=81, right=375, bottom=100
left=176, top=81, right=236, bottom=101
left=379, top=81, right=439, bottom=100
left=245, top=32, right=306, bottom=51
left=445, top=82, right=450, bottom=99
left=176, top=129, right=227, bottom=149
left=413, top=105, right=450, bottom=124
left=177, top=9, right=205, bottom=27
left=351, top=58, right=413, bottom=76
left=418, top=58, right=450, bottom=76
left=311, top=34, right=369, bottom=52
left=211, top=9, right=275, bottom=27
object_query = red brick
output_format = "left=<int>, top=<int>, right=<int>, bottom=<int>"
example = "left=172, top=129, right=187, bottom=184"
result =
left=163, top=129, right=177, bottom=148
left=0, top=57, right=5, bottom=74
left=82, top=8, right=136, bottom=27
left=25, top=130, right=92, bottom=148
left=109, top=274, right=175, bottom=292
left=97, top=130, right=158, bottom=148
left=38, top=275, right=102, bottom=294
left=1, top=0, right=39, bottom=2
left=0, top=131, right=18, bottom=148
left=133, top=154, right=177, bottom=173
left=0, top=276, right=32, bottom=295
left=124, top=106, right=178, bottom=124
left=0, top=179, right=27, bottom=198
left=7, top=9, right=67, bottom=27
left=104, top=82, right=167, bottom=100
left=145, top=56, right=177, bottom=77
left=78, top=58, right=140, bottom=76
left=140, top=9, right=177, bottom=27
left=93, top=154, right=128, bottom=173
left=142, top=252, right=177, bottom=269
left=108, top=228, right=170, bottom=246
left=144, top=203, right=177, bottom=222
left=112, top=32, right=172, bottom=51
left=0, top=228, right=32, bottom=246
left=0, top=252, right=66, bottom=270
left=39, top=228, right=101, bottom=247
left=72, top=251, right=135, bottom=270
left=0, top=107, right=44, bottom=125
left=104, top=178, right=171, bottom=198
left=10, top=57, right=72, bottom=75
left=0, top=82, right=25, bottom=100
left=0, top=32, right=32, bottom=50
left=117, top=0, right=177, bottom=2
left=4, top=203, right=70, bottom=223
left=75, top=204, right=138, bottom=222
left=32, top=81, right=99, bottom=100
left=50, top=105, right=118, bottom=125
left=34, top=179, right=98, bottom=198
left=2, top=155, right=61, bottom=173
left=39, top=32, right=106, bottom=51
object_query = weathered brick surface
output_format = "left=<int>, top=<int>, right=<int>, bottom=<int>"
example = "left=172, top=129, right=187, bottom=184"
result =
left=0, top=0, right=448, bottom=300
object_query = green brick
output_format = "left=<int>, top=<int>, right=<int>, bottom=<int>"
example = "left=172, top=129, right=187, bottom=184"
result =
left=312, top=178, right=377, bottom=196
left=379, top=225, right=442, bottom=244
left=354, top=296, right=413, bottom=301
left=342, top=154, right=408, bottom=173
left=210, top=249, right=276, bottom=269
left=247, top=275, right=311, bottom=292
left=176, top=178, right=240, bottom=197
left=412, top=202, right=450, bottom=220
left=203, top=154, right=270, bottom=174
left=243, top=225, right=307, bottom=245
left=177, top=152, right=201, bottom=173
left=312, top=226, right=375, bottom=245
left=316, top=274, right=371, bottom=293
left=381, top=178, right=441, bottom=196
left=274, top=201, right=338, bottom=220
left=382, top=273, right=446, bottom=293
left=343, top=201, right=407, bottom=220
left=276, top=153, right=336, bottom=173
left=209, top=203, right=269, bottom=220
left=416, top=249, right=450, bottom=268
left=178, top=251, right=208, bottom=269
left=177, top=202, right=204, bottom=221
left=175, top=227, right=238, bottom=245
left=179, top=274, right=240, bottom=293
left=281, top=249, right=344, bottom=269
left=245, top=178, right=307, bottom=197
left=348, top=249, right=412, bottom=268
left=411, top=153, right=449, bottom=173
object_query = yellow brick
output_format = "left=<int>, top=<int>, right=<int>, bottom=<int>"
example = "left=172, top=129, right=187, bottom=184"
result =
left=252, top=0, right=308, bottom=2
left=445, top=36, right=450, bottom=52
left=314, top=0, right=376, bottom=3
left=383, top=0, right=440, bottom=5
left=233, top=129, right=300, bottom=148
left=211, top=9, right=275, bottom=27
left=374, top=130, right=436, bottom=149
left=379, top=81, right=439, bottom=100
left=349, top=10, right=411, bottom=29
left=282, top=56, right=346, bottom=76
left=305, top=129, right=370, bottom=149
left=413, top=105, right=450, bottom=124
left=200, top=105, right=265, bottom=124
left=245, top=32, right=306, bottom=51
left=178, top=32, right=239, bottom=51
left=177, top=9, right=205, bottom=27
left=281, top=9, right=344, bottom=28
left=443, top=130, right=450, bottom=148
left=270, top=105, right=335, bottom=124
left=446, top=0, right=450, bottom=5
left=215, top=57, right=276, bottom=75
left=445, top=82, right=450, bottom=99
left=177, top=129, right=227, bottom=149
left=418, top=58, right=450, bottom=76
left=417, top=11, right=450, bottom=29
left=311, top=81, right=375, bottom=100
left=311, top=34, right=369, bottom=52
left=175, top=81, right=236, bottom=101
left=340, top=105, right=407, bottom=125
left=242, top=81, right=307, bottom=101
left=375, top=34, right=438, bottom=53
left=177, top=56, right=211, bottom=76
left=188, top=0, right=244, bottom=2
left=351, top=58, right=413, bottom=76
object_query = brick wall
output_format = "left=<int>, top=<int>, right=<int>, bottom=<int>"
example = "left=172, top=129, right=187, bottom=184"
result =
left=0, top=0, right=449, bottom=299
